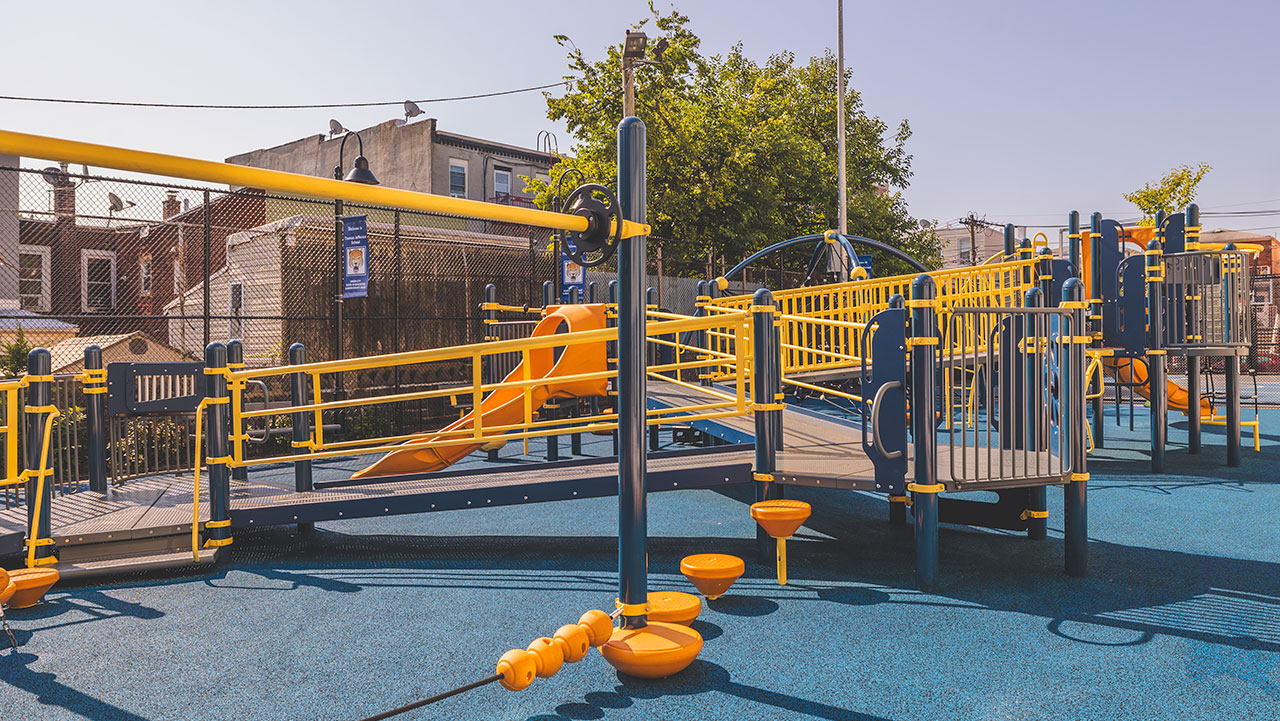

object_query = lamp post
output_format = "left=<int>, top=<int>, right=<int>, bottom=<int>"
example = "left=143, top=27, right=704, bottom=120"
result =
left=332, top=129, right=378, bottom=400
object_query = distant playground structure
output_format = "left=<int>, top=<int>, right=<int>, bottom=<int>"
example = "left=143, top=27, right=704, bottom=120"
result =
left=0, top=123, right=1258, bottom=701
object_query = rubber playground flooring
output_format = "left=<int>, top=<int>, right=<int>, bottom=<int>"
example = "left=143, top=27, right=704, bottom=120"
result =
left=1, top=410, right=1277, bottom=721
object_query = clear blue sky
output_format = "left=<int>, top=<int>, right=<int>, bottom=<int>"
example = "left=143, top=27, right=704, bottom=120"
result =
left=4, top=0, right=1277, bottom=233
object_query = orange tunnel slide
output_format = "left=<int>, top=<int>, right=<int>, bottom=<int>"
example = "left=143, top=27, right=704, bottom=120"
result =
left=1104, top=356, right=1214, bottom=416
left=352, top=304, right=611, bottom=479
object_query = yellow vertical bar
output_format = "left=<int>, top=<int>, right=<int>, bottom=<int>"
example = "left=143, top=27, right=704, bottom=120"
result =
left=522, top=349, right=531, bottom=456
left=5, top=387, right=16, bottom=482
left=311, top=372, right=324, bottom=449
left=736, top=318, right=747, bottom=412
left=230, top=378, right=243, bottom=466
left=471, top=353, right=483, bottom=440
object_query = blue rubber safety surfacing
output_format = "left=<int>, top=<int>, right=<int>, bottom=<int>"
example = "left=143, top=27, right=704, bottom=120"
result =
left=0, top=409, right=1277, bottom=720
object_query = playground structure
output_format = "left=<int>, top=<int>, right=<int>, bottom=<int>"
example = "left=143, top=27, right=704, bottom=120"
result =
left=0, top=123, right=1259, bottom=695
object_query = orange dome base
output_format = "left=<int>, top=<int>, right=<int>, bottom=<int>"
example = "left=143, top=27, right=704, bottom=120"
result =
left=680, top=554, right=744, bottom=600
left=647, top=591, right=701, bottom=625
left=599, top=621, right=703, bottom=678
left=7, top=567, right=59, bottom=609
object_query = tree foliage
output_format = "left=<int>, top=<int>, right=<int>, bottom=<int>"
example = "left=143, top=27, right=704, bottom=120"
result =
left=526, top=4, right=940, bottom=277
left=1124, top=163, right=1212, bottom=226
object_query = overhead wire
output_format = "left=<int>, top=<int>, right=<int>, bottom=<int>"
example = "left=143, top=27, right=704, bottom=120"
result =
left=0, top=81, right=568, bottom=110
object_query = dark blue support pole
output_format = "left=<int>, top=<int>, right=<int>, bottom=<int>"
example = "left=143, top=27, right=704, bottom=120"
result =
left=608, top=279, right=619, bottom=457
left=1024, top=286, right=1047, bottom=540
left=1225, top=242, right=1242, bottom=468
left=1089, top=212, right=1105, bottom=450
left=587, top=281, right=598, bottom=303
left=226, top=340, right=247, bottom=482
left=203, top=343, right=232, bottom=549
left=25, top=348, right=54, bottom=565
left=1063, top=278, right=1089, bottom=576
left=617, top=115, right=648, bottom=629
left=289, top=343, right=313, bottom=494
left=543, top=281, right=559, bottom=462
left=1185, top=205, right=1201, bottom=454
left=289, top=343, right=314, bottom=532
left=648, top=284, right=660, bottom=452
left=83, top=345, right=107, bottom=494
left=1038, top=247, right=1054, bottom=304
left=1003, top=223, right=1016, bottom=259
left=887, top=294, right=908, bottom=527
left=909, top=275, right=939, bottom=591
left=1145, top=239, right=1166, bottom=473
left=695, top=280, right=712, bottom=388
left=1068, top=210, right=1081, bottom=276
left=752, top=288, right=782, bottom=563
left=587, top=280, right=600, bottom=435
left=569, top=285, right=580, bottom=305
left=483, top=284, right=499, bottom=462
left=567, top=285, right=583, bottom=455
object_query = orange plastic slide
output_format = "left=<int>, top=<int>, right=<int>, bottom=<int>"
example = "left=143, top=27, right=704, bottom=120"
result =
left=1104, top=356, right=1214, bottom=416
left=352, top=304, right=610, bottom=479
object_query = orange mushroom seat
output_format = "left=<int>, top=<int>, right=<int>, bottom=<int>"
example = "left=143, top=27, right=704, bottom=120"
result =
left=6, top=567, right=59, bottom=609
left=0, top=568, right=14, bottom=607
left=646, top=591, right=702, bottom=625
left=679, top=553, right=744, bottom=600
left=749, top=499, right=811, bottom=538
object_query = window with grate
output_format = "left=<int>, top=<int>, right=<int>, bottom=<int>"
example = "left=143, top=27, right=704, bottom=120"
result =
left=18, top=245, right=50, bottom=312
left=449, top=160, right=467, bottom=198
left=81, top=249, right=116, bottom=313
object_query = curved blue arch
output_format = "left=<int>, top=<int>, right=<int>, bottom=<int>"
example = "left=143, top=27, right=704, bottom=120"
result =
left=721, top=233, right=927, bottom=281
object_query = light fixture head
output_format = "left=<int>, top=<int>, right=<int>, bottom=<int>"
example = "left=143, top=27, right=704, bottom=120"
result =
left=343, top=155, right=379, bottom=185
left=623, top=31, right=648, bottom=59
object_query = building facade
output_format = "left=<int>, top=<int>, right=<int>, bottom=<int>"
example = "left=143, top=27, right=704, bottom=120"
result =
left=226, top=118, right=555, bottom=204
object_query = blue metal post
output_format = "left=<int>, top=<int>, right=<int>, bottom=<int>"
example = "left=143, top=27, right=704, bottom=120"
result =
left=24, top=348, right=54, bottom=565
left=1024, top=286, right=1047, bottom=540
left=1185, top=205, right=1201, bottom=454
left=617, top=116, right=649, bottom=629
left=1089, top=212, right=1105, bottom=449
left=752, top=288, right=782, bottom=563
left=1225, top=242, right=1242, bottom=467
left=226, top=340, right=248, bottom=482
left=204, top=343, right=232, bottom=548
left=483, top=284, right=499, bottom=462
left=887, top=294, right=908, bottom=526
left=1145, top=239, right=1166, bottom=473
left=587, top=281, right=598, bottom=303
left=83, top=345, right=108, bottom=494
left=1063, top=279, right=1089, bottom=576
left=289, top=343, right=313, bottom=494
left=1068, top=211, right=1081, bottom=276
left=1003, top=223, right=1016, bottom=259
left=909, top=275, right=939, bottom=591
left=646, top=288, right=660, bottom=452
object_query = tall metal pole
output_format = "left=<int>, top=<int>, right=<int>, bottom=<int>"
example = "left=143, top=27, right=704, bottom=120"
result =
left=617, top=116, right=648, bottom=630
left=203, top=190, right=211, bottom=348
left=836, top=0, right=848, bottom=235
left=909, top=275, right=939, bottom=591
left=333, top=197, right=345, bottom=399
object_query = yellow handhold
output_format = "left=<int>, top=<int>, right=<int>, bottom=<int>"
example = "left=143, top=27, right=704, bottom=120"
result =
left=578, top=609, right=614, bottom=647
left=527, top=637, right=564, bottom=678
left=553, top=624, right=591, bottom=663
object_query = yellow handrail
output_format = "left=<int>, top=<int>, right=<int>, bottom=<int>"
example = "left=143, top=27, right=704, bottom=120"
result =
left=24, top=406, right=61, bottom=569
left=0, top=129, right=652, bottom=240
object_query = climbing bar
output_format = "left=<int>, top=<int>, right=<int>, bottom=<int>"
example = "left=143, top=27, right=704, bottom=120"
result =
left=0, top=129, right=651, bottom=239
left=354, top=674, right=505, bottom=721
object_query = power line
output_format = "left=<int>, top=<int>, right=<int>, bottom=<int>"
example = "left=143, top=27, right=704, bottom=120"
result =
left=0, top=81, right=568, bottom=110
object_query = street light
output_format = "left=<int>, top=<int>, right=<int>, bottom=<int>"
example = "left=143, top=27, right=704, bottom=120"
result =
left=331, top=128, right=378, bottom=402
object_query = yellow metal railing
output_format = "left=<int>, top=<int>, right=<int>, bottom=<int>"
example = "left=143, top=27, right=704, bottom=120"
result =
left=189, top=310, right=761, bottom=554
left=0, top=377, right=62, bottom=568
left=707, top=256, right=1038, bottom=378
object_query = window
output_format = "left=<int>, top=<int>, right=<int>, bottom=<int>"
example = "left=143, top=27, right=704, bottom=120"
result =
left=18, top=245, right=50, bottom=312
left=139, top=255, right=152, bottom=295
left=229, top=282, right=244, bottom=340
left=494, top=167, right=512, bottom=197
left=81, top=249, right=116, bottom=313
left=448, top=159, right=467, bottom=198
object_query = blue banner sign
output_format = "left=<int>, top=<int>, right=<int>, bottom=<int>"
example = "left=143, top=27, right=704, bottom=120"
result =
left=342, top=215, right=369, bottom=299
left=857, top=254, right=873, bottom=278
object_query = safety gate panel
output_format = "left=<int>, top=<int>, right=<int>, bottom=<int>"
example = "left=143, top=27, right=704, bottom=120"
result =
left=861, top=307, right=907, bottom=493
left=940, top=305, right=1080, bottom=489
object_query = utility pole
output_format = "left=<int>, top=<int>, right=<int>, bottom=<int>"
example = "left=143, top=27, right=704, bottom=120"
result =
left=836, top=0, right=847, bottom=235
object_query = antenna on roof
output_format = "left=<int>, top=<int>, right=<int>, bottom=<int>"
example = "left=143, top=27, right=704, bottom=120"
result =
left=106, top=191, right=135, bottom=227
left=404, top=100, right=423, bottom=119
left=329, top=119, right=346, bottom=136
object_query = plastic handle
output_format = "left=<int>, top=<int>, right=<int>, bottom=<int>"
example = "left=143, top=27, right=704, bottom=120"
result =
left=246, top=379, right=272, bottom=444
left=870, top=380, right=904, bottom=460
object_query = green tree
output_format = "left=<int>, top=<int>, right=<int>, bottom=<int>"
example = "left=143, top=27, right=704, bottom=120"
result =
left=1, top=325, right=32, bottom=377
left=1124, top=163, right=1212, bottom=226
left=527, top=4, right=940, bottom=277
